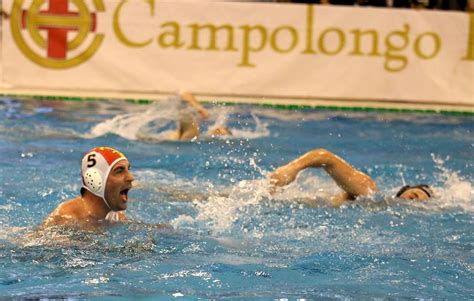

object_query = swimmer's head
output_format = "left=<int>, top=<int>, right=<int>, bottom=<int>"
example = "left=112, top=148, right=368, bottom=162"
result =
left=81, top=147, right=131, bottom=210
left=396, top=184, right=433, bottom=201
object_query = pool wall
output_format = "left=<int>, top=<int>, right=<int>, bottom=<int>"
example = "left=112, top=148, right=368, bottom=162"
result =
left=0, top=1, right=473, bottom=112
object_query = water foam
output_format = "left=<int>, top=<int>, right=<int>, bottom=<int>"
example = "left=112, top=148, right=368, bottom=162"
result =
left=163, top=157, right=273, bottom=233
left=84, top=100, right=177, bottom=140
left=223, top=112, right=270, bottom=140
left=84, top=102, right=270, bottom=141
left=429, top=154, right=473, bottom=212
left=185, top=154, right=473, bottom=237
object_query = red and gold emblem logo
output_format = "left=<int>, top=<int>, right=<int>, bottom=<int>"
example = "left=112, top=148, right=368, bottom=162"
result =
left=10, top=0, right=105, bottom=69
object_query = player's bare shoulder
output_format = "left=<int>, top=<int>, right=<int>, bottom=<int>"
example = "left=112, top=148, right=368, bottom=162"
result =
left=42, top=197, right=84, bottom=227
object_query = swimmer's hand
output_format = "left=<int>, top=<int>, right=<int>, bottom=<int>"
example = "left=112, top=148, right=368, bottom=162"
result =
left=269, top=165, right=298, bottom=188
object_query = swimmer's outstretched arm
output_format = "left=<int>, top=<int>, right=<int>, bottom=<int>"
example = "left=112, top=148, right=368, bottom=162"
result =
left=179, top=90, right=209, bottom=119
left=270, top=148, right=379, bottom=203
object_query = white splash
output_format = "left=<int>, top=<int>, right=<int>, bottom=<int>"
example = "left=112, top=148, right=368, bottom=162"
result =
left=84, top=100, right=177, bottom=140
left=0, top=226, right=28, bottom=240
left=227, top=112, right=270, bottom=140
left=83, top=102, right=269, bottom=141
left=271, top=172, right=339, bottom=204
left=430, top=154, right=473, bottom=212
left=207, top=106, right=232, bottom=130
left=192, top=178, right=271, bottom=233
left=168, top=160, right=343, bottom=233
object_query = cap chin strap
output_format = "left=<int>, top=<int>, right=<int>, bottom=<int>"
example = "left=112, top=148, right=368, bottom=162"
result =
left=105, top=210, right=120, bottom=222
left=102, top=197, right=120, bottom=222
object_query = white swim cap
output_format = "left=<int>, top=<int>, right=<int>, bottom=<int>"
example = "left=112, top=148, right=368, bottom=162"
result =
left=81, top=147, right=127, bottom=210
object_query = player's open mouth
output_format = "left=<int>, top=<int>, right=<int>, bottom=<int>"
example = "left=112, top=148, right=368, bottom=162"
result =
left=120, top=188, right=130, bottom=201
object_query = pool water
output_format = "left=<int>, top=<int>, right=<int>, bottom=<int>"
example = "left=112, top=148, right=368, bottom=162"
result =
left=0, top=98, right=472, bottom=300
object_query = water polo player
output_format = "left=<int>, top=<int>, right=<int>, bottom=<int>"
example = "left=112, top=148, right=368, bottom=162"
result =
left=41, top=147, right=134, bottom=230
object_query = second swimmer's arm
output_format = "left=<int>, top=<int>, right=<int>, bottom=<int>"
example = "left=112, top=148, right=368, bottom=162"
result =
left=179, top=91, right=209, bottom=119
left=270, top=148, right=378, bottom=199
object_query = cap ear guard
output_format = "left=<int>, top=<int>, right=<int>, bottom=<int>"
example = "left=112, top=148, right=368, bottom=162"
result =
left=83, top=168, right=103, bottom=193
left=81, top=150, right=110, bottom=199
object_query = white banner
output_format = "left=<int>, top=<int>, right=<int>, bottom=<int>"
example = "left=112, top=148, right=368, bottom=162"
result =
left=1, top=0, right=473, bottom=105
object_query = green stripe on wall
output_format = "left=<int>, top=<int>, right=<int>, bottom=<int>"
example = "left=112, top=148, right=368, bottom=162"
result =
left=1, top=93, right=473, bottom=116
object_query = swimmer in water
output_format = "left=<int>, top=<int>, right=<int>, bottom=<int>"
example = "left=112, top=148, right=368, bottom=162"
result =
left=164, top=90, right=231, bottom=141
left=270, top=148, right=433, bottom=207
left=42, top=147, right=135, bottom=230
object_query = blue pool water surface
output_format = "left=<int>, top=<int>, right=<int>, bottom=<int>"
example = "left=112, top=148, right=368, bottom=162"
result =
left=0, top=98, right=472, bottom=300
